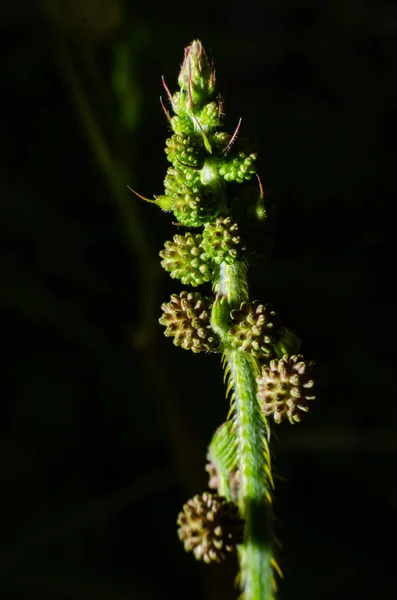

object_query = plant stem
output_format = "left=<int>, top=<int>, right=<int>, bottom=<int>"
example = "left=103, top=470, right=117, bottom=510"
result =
left=214, top=261, right=248, bottom=305
left=228, top=349, right=275, bottom=600
left=214, top=261, right=275, bottom=600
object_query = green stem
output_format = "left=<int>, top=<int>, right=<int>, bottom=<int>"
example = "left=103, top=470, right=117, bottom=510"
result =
left=214, top=261, right=248, bottom=305
left=227, top=349, right=275, bottom=600
left=213, top=261, right=276, bottom=600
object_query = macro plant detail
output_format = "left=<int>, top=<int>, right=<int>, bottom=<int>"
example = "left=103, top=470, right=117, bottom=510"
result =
left=159, top=291, right=217, bottom=353
left=133, top=40, right=316, bottom=600
left=177, top=492, right=245, bottom=564
left=159, top=232, right=213, bottom=286
left=257, top=355, right=315, bottom=424
left=201, top=216, right=245, bottom=265
left=228, top=301, right=280, bottom=358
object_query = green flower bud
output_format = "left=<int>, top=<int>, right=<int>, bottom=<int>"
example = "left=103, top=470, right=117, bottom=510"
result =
left=198, top=101, right=222, bottom=130
left=170, top=115, right=194, bottom=135
left=219, top=152, right=258, bottom=183
left=160, top=233, right=213, bottom=286
left=228, top=301, right=280, bottom=358
left=256, top=355, right=315, bottom=424
left=177, top=40, right=216, bottom=108
left=164, top=167, right=203, bottom=202
left=168, top=164, right=202, bottom=189
left=165, top=133, right=204, bottom=168
left=201, top=216, right=245, bottom=265
left=177, top=492, right=244, bottom=563
left=159, top=291, right=218, bottom=353
left=163, top=169, right=218, bottom=227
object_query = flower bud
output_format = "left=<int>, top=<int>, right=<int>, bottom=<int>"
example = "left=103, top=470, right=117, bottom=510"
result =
left=178, top=40, right=216, bottom=108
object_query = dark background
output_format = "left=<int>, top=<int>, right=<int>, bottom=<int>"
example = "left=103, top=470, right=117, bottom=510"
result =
left=1, top=1, right=395, bottom=599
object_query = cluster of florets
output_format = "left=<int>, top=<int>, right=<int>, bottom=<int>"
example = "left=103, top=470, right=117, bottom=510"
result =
left=256, top=355, right=315, bottom=424
left=155, top=40, right=260, bottom=231
left=177, top=492, right=244, bottom=563
left=159, top=291, right=217, bottom=353
left=158, top=41, right=269, bottom=360
left=159, top=232, right=212, bottom=286
left=159, top=216, right=244, bottom=287
left=228, top=301, right=280, bottom=358
left=157, top=41, right=315, bottom=415
left=201, top=216, right=245, bottom=265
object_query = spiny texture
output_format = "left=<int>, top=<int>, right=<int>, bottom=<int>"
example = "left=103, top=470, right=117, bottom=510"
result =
left=177, top=492, right=244, bottom=563
left=228, top=301, right=280, bottom=358
left=201, top=216, right=245, bottom=265
left=257, top=355, right=315, bottom=424
left=159, top=291, right=218, bottom=353
left=160, top=233, right=212, bottom=286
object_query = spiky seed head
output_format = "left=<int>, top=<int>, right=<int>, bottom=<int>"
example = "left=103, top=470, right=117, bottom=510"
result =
left=201, top=216, right=245, bottom=265
left=177, top=492, right=244, bottom=563
left=160, top=233, right=213, bottom=286
left=159, top=291, right=218, bottom=353
left=257, top=355, right=315, bottom=424
left=228, top=301, right=280, bottom=358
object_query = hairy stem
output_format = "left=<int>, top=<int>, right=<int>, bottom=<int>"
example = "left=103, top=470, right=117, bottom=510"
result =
left=214, top=262, right=248, bottom=306
left=228, top=349, right=275, bottom=600
left=213, top=261, right=275, bottom=600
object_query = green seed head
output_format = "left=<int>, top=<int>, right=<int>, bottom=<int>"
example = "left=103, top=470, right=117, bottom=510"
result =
left=160, top=233, right=213, bottom=286
left=198, top=101, right=222, bottom=130
left=219, top=151, right=258, bottom=183
left=163, top=168, right=217, bottom=227
left=165, top=133, right=204, bottom=168
left=201, top=216, right=245, bottom=265
left=228, top=301, right=279, bottom=358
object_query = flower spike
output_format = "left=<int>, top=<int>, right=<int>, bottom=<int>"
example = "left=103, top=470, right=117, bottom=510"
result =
left=140, top=39, right=316, bottom=600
